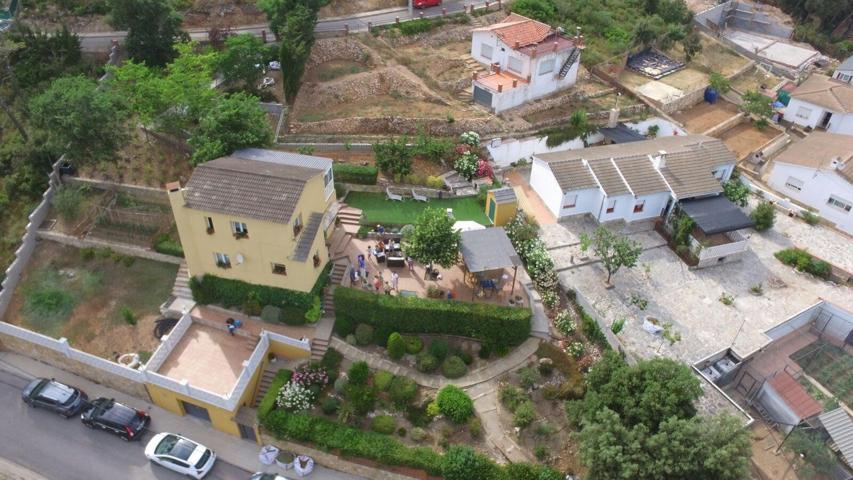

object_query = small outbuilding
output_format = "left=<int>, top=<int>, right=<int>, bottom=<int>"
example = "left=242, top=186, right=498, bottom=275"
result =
left=484, top=187, right=518, bottom=226
left=459, top=227, right=522, bottom=300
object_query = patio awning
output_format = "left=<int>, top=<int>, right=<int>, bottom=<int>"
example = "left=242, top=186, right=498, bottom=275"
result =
left=679, top=195, right=754, bottom=235
left=599, top=123, right=645, bottom=144
left=459, top=227, right=521, bottom=273
left=820, top=408, right=853, bottom=466
left=453, top=220, right=486, bottom=233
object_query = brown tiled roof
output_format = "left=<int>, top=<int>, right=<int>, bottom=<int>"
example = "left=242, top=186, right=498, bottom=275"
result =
left=791, top=74, right=853, bottom=113
left=773, top=132, right=853, bottom=185
left=547, top=159, right=599, bottom=192
left=183, top=151, right=329, bottom=224
left=588, top=159, right=630, bottom=196
left=474, top=14, right=554, bottom=50
left=768, top=371, right=822, bottom=420
left=536, top=134, right=735, bottom=198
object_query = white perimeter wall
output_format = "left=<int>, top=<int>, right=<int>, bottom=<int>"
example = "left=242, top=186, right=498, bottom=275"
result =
left=767, top=162, right=853, bottom=234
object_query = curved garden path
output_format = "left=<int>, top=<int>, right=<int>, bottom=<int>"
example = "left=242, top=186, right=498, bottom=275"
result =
left=330, top=336, right=540, bottom=463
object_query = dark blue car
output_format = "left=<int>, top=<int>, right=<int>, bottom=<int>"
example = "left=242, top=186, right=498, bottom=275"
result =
left=22, top=378, right=88, bottom=418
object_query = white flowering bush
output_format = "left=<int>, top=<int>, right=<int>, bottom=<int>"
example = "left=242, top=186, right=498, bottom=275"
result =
left=505, top=212, right=559, bottom=304
left=567, top=341, right=585, bottom=359
left=276, top=382, right=314, bottom=412
left=459, top=131, right=481, bottom=147
left=454, top=151, right=479, bottom=181
left=555, top=311, right=576, bottom=336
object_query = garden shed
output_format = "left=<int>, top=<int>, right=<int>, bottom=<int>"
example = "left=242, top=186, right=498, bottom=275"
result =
left=459, top=227, right=522, bottom=300
left=484, top=187, right=518, bottom=226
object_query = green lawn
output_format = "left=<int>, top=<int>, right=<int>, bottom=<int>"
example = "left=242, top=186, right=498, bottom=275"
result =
left=345, top=192, right=489, bottom=226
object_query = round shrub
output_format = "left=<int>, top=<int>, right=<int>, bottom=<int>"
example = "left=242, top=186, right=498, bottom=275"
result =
left=347, top=361, right=370, bottom=386
left=387, top=332, right=406, bottom=360
left=456, top=350, right=473, bottom=365
left=416, top=353, right=439, bottom=373
left=333, top=376, right=348, bottom=394
left=478, top=342, right=492, bottom=359
left=374, top=370, right=394, bottom=391
left=468, top=416, right=482, bottom=438
left=397, top=427, right=407, bottom=437
left=441, top=356, right=468, bottom=379
left=428, top=339, right=449, bottom=361
left=345, top=334, right=357, bottom=345
left=370, top=415, right=397, bottom=435
left=374, top=326, right=393, bottom=347
left=321, top=397, right=340, bottom=415
left=436, top=385, right=474, bottom=424
left=345, top=384, right=376, bottom=415
left=410, top=426, right=427, bottom=442
left=404, top=335, right=424, bottom=354
left=354, top=323, right=374, bottom=346
left=389, top=376, right=418, bottom=407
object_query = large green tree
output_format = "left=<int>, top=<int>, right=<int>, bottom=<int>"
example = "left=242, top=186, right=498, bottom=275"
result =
left=215, top=34, right=269, bottom=91
left=580, top=226, right=643, bottom=284
left=189, top=92, right=273, bottom=165
left=578, top=409, right=750, bottom=480
left=278, top=4, right=317, bottom=104
left=29, top=76, right=128, bottom=165
left=405, top=207, right=460, bottom=269
left=108, top=0, right=187, bottom=67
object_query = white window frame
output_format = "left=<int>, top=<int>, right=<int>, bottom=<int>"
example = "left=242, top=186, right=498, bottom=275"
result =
left=214, top=252, right=230, bottom=267
left=293, top=214, right=303, bottom=237
left=836, top=72, right=851, bottom=83
left=538, top=58, right=555, bottom=76
left=795, top=106, right=812, bottom=120
left=480, top=43, right=493, bottom=61
left=563, top=194, right=577, bottom=209
left=606, top=199, right=616, bottom=214
left=507, top=56, right=523, bottom=74
left=784, top=176, right=804, bottom=192
left=323, top=168, right=333, bottom=187
left=231, top=221, right=248, bottom=234
left=827, top=195, right=852, bottom=213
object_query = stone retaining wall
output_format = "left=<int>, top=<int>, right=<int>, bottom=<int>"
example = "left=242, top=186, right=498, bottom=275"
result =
left=37, top=231, right=183, bottom=265
left=290, top=115, right=505, bottom=136
left=64, top=176, right=169, bottom=203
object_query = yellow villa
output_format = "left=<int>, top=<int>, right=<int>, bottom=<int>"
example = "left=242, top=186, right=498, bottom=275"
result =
left=167, top=149, right=337, bottom=292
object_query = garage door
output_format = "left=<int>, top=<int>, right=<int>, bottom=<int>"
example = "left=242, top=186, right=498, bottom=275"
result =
left=473, top=86, right=493, bottom=109
left=181, top=401, right=211, bottom=422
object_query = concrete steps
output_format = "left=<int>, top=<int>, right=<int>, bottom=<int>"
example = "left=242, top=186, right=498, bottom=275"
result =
left=322, top=288, right=335, bottom=318
left=330, top=230, right=353, bottom=258
left=244, top=335, right=259, bottom=351
left=252, top=365, right=280, bottom=407
left=172, top=261, right=192, bottom=300
left=337, top=207, right=362, bottom=227
left=329, top=262, right=348, bottom=285
left=310, top=336, right=329, bottom=361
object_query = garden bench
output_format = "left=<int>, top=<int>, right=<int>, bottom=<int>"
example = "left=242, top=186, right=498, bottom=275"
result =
left=411, top=189, right=428, bottom=202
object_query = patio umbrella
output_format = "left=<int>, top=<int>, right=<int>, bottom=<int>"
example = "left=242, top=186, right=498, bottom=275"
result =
left=453, top=221, right=486, bottom=232
left=259, top=445, right=279, bottom=465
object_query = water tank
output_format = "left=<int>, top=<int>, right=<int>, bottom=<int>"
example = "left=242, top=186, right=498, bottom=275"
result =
left=704, top=87, right=718, bottom=104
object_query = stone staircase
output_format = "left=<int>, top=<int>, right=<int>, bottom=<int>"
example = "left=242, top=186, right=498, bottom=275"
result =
left=310, top=336, right=330, bottom=361
left=172, top=261, right=192, bottom=300
left=252, top=363, right=281, bottom=407
left=328, top=228, right=353, bottom=258
left=442, top=170, right=477, bottom=195
left=469, top=13, right=488, bottom=28
left=337, top=205, right=363, bottom=233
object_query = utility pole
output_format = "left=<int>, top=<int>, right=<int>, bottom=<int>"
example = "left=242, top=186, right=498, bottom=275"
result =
left=408, top=0, right=413, bottom=17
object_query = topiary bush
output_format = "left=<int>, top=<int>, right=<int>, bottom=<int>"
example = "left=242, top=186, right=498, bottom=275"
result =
left=260, top=305, right=282, bottom=323
left=348, top=361, right=370, bottom=386
left=374, top=370, right=394, bottom=391
left=371, top=415, right=397, bottom=434
left=387, top=332, right=406, bottom=360
left=416, top=353, right=439, bottom=373
left=389, top=376, right=418, bottom=408
left=441, top=356, right=468, bottom=379
left=428, top=339, right=449, bottom=361
left=355, top=323, right=374, bottom=346
left=436, top=385, right=474, bottom=424
left=401, top=336, right=422, bottom=355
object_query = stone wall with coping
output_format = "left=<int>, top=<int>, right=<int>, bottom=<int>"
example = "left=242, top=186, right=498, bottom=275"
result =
left=63, top=176, right=169, bottom=204
left=36, top=231, right=183, bottom=265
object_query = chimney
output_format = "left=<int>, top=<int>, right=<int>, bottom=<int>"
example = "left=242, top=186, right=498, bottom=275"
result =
left=473, top=72, right=479, bottom=80
left=514, top=41, right=520, bottom=49
left=498, top=84, right=503, bottom=92
left=607, top=108, right=619, bottom=128
left=652, top=150, right=667, bottom=169
left=512, top=79, right=518, bottom=87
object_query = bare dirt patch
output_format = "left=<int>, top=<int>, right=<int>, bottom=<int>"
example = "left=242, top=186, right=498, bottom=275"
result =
left=719, top=122, right=780, bottom=159
left=318, top=0, right=406, bottom=18
left=750, top=422, right=804, bottom=480
left=275, top=146, right=446, bottom=179
left=3, top=241, right=178, bottom=360
left=732, top=66, right=784, bottom=94
left=672, top=100, right=740, bottom=133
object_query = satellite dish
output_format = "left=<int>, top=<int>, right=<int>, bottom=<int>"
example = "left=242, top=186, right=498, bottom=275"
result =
left=236, top=254, right=245, bottom=265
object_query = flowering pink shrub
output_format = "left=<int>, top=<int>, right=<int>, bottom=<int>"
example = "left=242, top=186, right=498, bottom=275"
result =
left=476, top=160, right=493, bottom=179
left=291, top=367, right=329, bottom=389
left=454, top=144, right=471, bottom=155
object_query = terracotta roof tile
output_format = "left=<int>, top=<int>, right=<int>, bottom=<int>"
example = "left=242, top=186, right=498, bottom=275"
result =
left=768, top=371, right=822, bottom=420
left=791, top=74, right=853, bottom=113
left=475, top=14, right=554, bottom=50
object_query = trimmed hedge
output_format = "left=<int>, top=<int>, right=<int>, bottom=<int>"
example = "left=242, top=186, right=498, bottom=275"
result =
left=262, top=410, right=562, bottom=479
left=333, top=287, right=531, bottom=348
left=257, top=369, right=293, bottom=419
left=153, top=234, right=184, bottom=257
left=333, top=163, right=378, bottom=185
left=774, top=248, right=831, bottom=279
left=189, top=270, right=330, bottom=322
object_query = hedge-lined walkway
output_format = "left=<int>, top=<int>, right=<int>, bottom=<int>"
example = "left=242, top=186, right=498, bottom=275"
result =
left=330, top=336, right=540, bottom=389
left=467, top=380, right=533, bottom=463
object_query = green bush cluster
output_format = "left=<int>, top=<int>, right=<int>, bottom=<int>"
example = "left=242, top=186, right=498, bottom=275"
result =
left=153, top=233, right=184, bottom=257
left=347, top=361, right=370, bottom=386
left=190, top=274, right=323, bottom=324
left=403, top=335, right=423, bottom=354
left=774, top=248, right=831, bottom=279
left=389, top=376, right=418, bottom=408
left=371, top=415, right=397, bottom=434
left=416, top=353, right=439, bottom=373
left=355, top=323, right=374, bottom=345
left=257, top=369, right=293, bottom=419
left=387, top=332, right=406, bottom=360
left=436, top=385, right=474, bottom=424
left=333, top=163, right=378, bottom=185
left=441, top=356, right=468, bottom=379
left=334, top=287, right=531, bottom=349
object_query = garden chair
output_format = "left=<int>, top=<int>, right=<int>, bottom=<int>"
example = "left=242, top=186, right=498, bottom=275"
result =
left=411, top=189, right=428, bottom=202
left=386, top=187, right=403, bottom=202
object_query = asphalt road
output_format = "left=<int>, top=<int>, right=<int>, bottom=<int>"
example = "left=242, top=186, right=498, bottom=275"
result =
left=78, top=0, right=470, bottom=51
left=0, top=369, right=250, bottom=480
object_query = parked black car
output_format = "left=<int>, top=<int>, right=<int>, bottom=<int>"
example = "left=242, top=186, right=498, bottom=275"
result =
left=22, top=378, right=88, bottom=417
left=81, top=397, right=150, bottom=441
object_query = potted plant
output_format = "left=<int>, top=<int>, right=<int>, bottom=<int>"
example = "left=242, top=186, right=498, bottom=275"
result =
left=276, top=451, right=294, bottom=470
left=267, top=352, right=277, bottom=363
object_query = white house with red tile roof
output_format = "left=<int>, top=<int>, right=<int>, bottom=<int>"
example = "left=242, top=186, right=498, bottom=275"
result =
left=470, top=14, right=581, bottom=113
left=782, top=74, right=853, bottom=135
